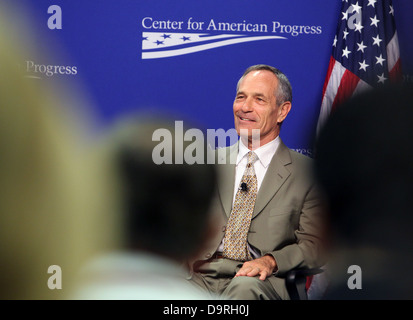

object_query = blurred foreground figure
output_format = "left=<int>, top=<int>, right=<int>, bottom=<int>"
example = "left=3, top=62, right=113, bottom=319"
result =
left=0, top=3, right=119, bottom=299
left=73, top=115, right=219, bottom=300
left=315, top=83, right=413, bottom=299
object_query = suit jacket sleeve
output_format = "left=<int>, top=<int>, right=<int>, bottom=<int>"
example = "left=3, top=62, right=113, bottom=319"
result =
left=261, top=149, right=327, bottom=277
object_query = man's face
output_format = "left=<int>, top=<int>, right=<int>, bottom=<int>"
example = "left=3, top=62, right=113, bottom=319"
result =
left=233, top=70, right=289, bottom=148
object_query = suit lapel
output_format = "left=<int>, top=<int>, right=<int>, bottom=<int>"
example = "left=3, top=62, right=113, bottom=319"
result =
left=217, top=142, right=238, bottom=217
left=252, top=140, right=292, bottom=219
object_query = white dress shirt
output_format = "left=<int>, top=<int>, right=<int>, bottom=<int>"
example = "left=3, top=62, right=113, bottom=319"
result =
left=232, top=137, right=280, bottom=203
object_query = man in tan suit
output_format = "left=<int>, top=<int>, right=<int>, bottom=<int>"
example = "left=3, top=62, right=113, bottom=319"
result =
left=187, top=64, right=326, bottom=300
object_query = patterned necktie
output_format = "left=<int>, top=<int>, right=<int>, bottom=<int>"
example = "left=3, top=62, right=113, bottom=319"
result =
left=223, top=151, right=258, bottom=261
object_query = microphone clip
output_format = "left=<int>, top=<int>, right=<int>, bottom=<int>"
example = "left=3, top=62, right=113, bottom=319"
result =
left=240, top=182, right=248, bottom=192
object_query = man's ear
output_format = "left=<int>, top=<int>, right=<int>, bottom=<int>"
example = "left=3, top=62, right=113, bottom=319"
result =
left=277, top=101, right=292, bottom=124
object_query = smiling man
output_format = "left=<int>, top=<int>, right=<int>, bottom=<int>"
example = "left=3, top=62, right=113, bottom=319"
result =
left=233, top=65, right=291, bottom=150
left=187, top=64, right=326, bottom=300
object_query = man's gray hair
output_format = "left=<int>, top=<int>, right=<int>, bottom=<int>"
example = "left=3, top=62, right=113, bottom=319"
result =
left=236, top=64, right=293, bottom=106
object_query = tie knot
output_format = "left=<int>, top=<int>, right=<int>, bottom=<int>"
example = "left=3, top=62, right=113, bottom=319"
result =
left=247, top=151, right=258, bottom=166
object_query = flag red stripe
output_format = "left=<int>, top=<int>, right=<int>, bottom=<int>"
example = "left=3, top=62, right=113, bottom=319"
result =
left=389, top=59, right=402, bottom=82
left=322, top=56, right=336, bottom=98
left=331, top=69, right=360, bottom=112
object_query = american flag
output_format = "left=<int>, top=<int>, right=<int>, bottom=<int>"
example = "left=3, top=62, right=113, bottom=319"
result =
left=316, top=0, right=402, bottom=133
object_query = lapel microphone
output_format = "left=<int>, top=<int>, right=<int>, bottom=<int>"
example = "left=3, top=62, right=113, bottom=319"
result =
left=240, top=182, right=248, bottom=192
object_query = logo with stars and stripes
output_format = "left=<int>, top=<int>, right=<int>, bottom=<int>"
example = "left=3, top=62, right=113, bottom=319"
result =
left=141, top=32, right=285, bottom=59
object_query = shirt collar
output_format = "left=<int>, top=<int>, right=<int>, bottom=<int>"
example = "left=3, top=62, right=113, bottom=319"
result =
left=236, top=136, right=280, bottom=168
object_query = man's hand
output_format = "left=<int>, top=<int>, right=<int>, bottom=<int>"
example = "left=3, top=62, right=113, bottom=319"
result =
left=235, top=254, right=277, bottom=280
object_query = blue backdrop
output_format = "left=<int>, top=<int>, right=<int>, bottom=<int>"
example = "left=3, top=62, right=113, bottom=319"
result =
left=6, top=0, right=413, bottom=155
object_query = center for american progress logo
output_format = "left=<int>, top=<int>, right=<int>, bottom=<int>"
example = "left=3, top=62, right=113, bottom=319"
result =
left=141, top=17, right=323, bottom=59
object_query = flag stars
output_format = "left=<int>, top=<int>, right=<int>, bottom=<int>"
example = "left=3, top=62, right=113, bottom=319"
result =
left=343, top=28, right=349, bottom=40
left=354, top=21, right=364, bottom=33
left=342, top=10, right=349, bottom=20
left=389, top=5, right=394, bottom=16
left=180, top=36, right=190, bottom=41
left=372, top=34, right=382, bottom=47
left=333, top=35, right=337, bottom=47
left=357, top=41, right=367, bottom=53
left=342, top=46, right=351, bottom=58
left=359, top=60, right=369, bottom=71
left=161, top=34, right=171, bottom=39
left=370, top=15, right=380, bottom=27
left=368, top=0, right=377, bottom=7
left=377, top=73, right=387, bottom=84
left=376, top=54, right=386, bottom=66
left=352, top=2, right=362, bottom=14
left=154, top=40, right=164, bottom=45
